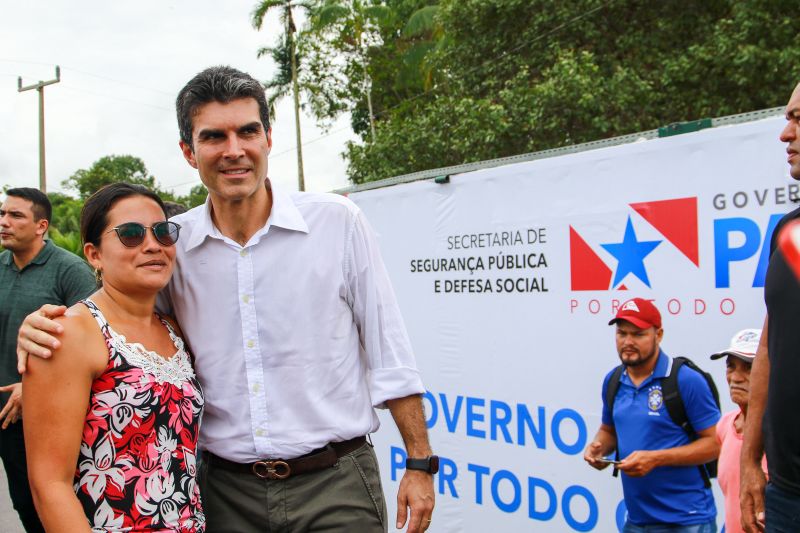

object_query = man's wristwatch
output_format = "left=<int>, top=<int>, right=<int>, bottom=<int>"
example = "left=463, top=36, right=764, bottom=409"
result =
left=406, top=455, right=440, bottom=474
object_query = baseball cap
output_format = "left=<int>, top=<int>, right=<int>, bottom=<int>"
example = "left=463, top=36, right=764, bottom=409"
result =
left=710, top=329, right=762, bottom=362
left=608, top=298, right=662, bottom=329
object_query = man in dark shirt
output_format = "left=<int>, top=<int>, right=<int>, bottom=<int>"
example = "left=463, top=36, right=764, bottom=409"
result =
left=741, top=83, right=800, bottom=533
left=0, top=188, right=95, bottom=532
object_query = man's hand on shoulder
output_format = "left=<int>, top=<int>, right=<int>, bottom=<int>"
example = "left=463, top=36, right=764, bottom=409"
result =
left=17, top=304, right=68, bottom=373
left=396, top=469, right=434, bottom=533
left=618, top=450, right=662, bottom=477
left=0, top=383, right=22, bottom=429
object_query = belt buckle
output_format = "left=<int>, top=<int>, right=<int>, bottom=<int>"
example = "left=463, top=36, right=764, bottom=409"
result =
left=252, top=460, right=291, bottom=479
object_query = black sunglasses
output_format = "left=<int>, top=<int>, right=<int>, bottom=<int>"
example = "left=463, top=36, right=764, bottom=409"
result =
left=106, top=221, right=181, bottom=248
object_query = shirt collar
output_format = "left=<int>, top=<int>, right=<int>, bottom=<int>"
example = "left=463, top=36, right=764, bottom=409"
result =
left=268, top=180, right=309, bottom=234
left=621, top=349, right=670, bottom=387
left=29, top=239, right=55, bottom=265
left=652, top=349, right=671, bottom=379
left=183, top=180, right=309, bottom=252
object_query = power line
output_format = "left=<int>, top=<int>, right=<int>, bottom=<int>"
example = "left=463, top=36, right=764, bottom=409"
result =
left=61, top=66, right=174, bottom=96
left=2, top=60, right=173, bottom=96
left=58, top=84, right=172, bottom=112
left=271, top=0, right=614, bottom=158
left=270, top=124, right=352, bottom=158
left=0, top=58, right=54, bottom=67
left=371, top=0, right=615, bottom=121
left=208, top=0, right=615, bottom=163
left=7, top=1, right=615, bottom=180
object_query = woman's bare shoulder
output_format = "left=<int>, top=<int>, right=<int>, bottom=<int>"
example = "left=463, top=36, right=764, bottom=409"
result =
left=56, top=302, right=97, bottom=340
left=45, top=303, right=107, bottom=373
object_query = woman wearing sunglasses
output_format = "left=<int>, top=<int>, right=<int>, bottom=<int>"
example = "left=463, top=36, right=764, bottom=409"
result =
left=23, top=183, right=204, bottom=532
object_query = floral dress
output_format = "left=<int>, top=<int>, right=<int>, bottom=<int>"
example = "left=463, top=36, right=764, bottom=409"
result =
left=75, top=299, right=205, bottom=532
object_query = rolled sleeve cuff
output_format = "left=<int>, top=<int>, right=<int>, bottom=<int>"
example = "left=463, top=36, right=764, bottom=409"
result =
left=369, top=367, right=426, bottom=408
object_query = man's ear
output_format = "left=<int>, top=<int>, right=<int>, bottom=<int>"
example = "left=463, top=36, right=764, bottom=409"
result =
left=36, top=218, right=49, bottom=237
left=266, top=127, right=272, bottom=151
left=180, top=140, right=198, bottom=169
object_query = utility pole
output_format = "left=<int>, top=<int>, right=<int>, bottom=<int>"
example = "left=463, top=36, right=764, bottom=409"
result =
left=287, top=6, right=305, bottom=192
left=18, top=66, right=61, bottom=193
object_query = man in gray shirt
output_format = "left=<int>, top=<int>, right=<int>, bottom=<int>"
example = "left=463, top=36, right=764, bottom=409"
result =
left=0, top=188, right=95, bottom=532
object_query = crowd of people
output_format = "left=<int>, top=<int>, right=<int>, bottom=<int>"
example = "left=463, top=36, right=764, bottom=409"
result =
left=2, top=68, right=800, bottom=533
left=582, top=81, right=800, bottom=533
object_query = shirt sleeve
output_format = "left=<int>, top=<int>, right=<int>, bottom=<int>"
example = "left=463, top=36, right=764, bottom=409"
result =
left=59, top=259, right=97, bottom=306
left=677, top=365, right=721, bottom=433
left=344, top=208, right=425, bottom=408
left=601, top=371, right=613, bottom=426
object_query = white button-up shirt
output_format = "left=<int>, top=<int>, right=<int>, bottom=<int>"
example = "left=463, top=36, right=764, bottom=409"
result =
left=160, top=182, right=424, bottom=461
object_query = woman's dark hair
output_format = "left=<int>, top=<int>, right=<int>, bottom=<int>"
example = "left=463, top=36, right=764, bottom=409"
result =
left=81, top=183, right=167, bottom=246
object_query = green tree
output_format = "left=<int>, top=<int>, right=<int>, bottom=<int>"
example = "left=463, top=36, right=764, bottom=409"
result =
left=174, top=184, right=209, bottom=209
left=306, top=0, right=395, bottom=140
left=48, top=192, right=83, bottom=236
left=62, top=155, right=158, bottom=200
left=48, top=227, right=84, bottom=258
left=253, top=0, right=313, bottom=191
left=341, top=0, right=800, bottom=183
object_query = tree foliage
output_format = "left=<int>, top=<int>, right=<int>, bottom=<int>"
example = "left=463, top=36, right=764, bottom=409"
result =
left=300, top=0, right=436, bottom=136
left=44, top=155, right=207, bottom=256
left=294, top=0, right=800, bottom=184
left=252, top=0, right=314, bottom=190
left=62, top=155, right=158, bottom=199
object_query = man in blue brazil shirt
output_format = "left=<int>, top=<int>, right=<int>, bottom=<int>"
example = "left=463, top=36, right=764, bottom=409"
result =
left=584, top=298, right=721, bottom=532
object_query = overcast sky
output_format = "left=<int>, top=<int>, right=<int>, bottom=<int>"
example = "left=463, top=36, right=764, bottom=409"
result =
left=1, top=1, right=356, bottom=197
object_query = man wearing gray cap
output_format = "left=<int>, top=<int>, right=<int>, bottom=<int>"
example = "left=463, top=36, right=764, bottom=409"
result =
left=711, top=329, right=767, bottom=533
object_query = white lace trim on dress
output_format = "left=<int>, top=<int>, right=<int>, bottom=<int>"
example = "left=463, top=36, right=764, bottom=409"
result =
left=107, top=329, right=196, bottom=387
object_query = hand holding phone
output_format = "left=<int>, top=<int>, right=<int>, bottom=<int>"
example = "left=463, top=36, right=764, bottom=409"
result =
left=597, top=457, right=621, bottom=465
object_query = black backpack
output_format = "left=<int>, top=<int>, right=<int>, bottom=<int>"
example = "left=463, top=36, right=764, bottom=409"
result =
left=605, top=356, right=721, bottom=487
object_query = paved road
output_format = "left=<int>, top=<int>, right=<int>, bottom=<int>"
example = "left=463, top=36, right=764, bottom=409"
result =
left=0, top=462, right=25, bottom=532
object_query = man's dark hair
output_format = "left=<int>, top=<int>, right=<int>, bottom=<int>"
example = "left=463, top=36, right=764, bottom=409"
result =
left=176, top=66, right=270, bottom=150
left=5, top=187, right=51, bottom=223
left=163, top=201, right=188, bottom=218
left=81, top=183, right=166, bottom=247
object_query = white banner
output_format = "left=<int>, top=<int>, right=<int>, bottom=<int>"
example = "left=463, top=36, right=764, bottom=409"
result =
left=350, top=115, right=793, bottom=532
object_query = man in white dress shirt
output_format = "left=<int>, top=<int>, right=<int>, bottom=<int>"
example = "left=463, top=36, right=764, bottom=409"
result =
left=18, top=66, right=435, bottom=533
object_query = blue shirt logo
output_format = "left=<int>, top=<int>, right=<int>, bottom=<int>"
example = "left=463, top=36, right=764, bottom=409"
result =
left=647, top=386, right=663, bottom=412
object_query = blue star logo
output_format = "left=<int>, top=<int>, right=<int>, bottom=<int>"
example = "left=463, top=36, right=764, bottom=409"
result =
left=601, top=217, right=662, bottom=288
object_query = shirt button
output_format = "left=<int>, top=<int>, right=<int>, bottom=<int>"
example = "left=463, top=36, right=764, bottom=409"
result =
left=240, top=249, right=248, bottom=257
left=242, top=294, right=250, bottom=303
left=256, top=429, right=264, bottom=437
left=252, top=383, right=260, bottom=393
left=247, top=340, right=255, bottom=348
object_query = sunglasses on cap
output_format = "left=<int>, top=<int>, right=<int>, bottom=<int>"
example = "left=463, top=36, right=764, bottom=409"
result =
left=105, top=221, right=181, bottom=248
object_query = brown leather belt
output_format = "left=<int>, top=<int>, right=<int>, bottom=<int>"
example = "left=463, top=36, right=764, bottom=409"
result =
left=204, top=436, right=366, bottom=480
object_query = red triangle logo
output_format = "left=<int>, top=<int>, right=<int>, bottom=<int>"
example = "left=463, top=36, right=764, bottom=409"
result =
left=617, top=284, right=628, bottom=290
left=630, top=197, right=699, bottom=266
left=570, top=226, right=613, bottom=290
